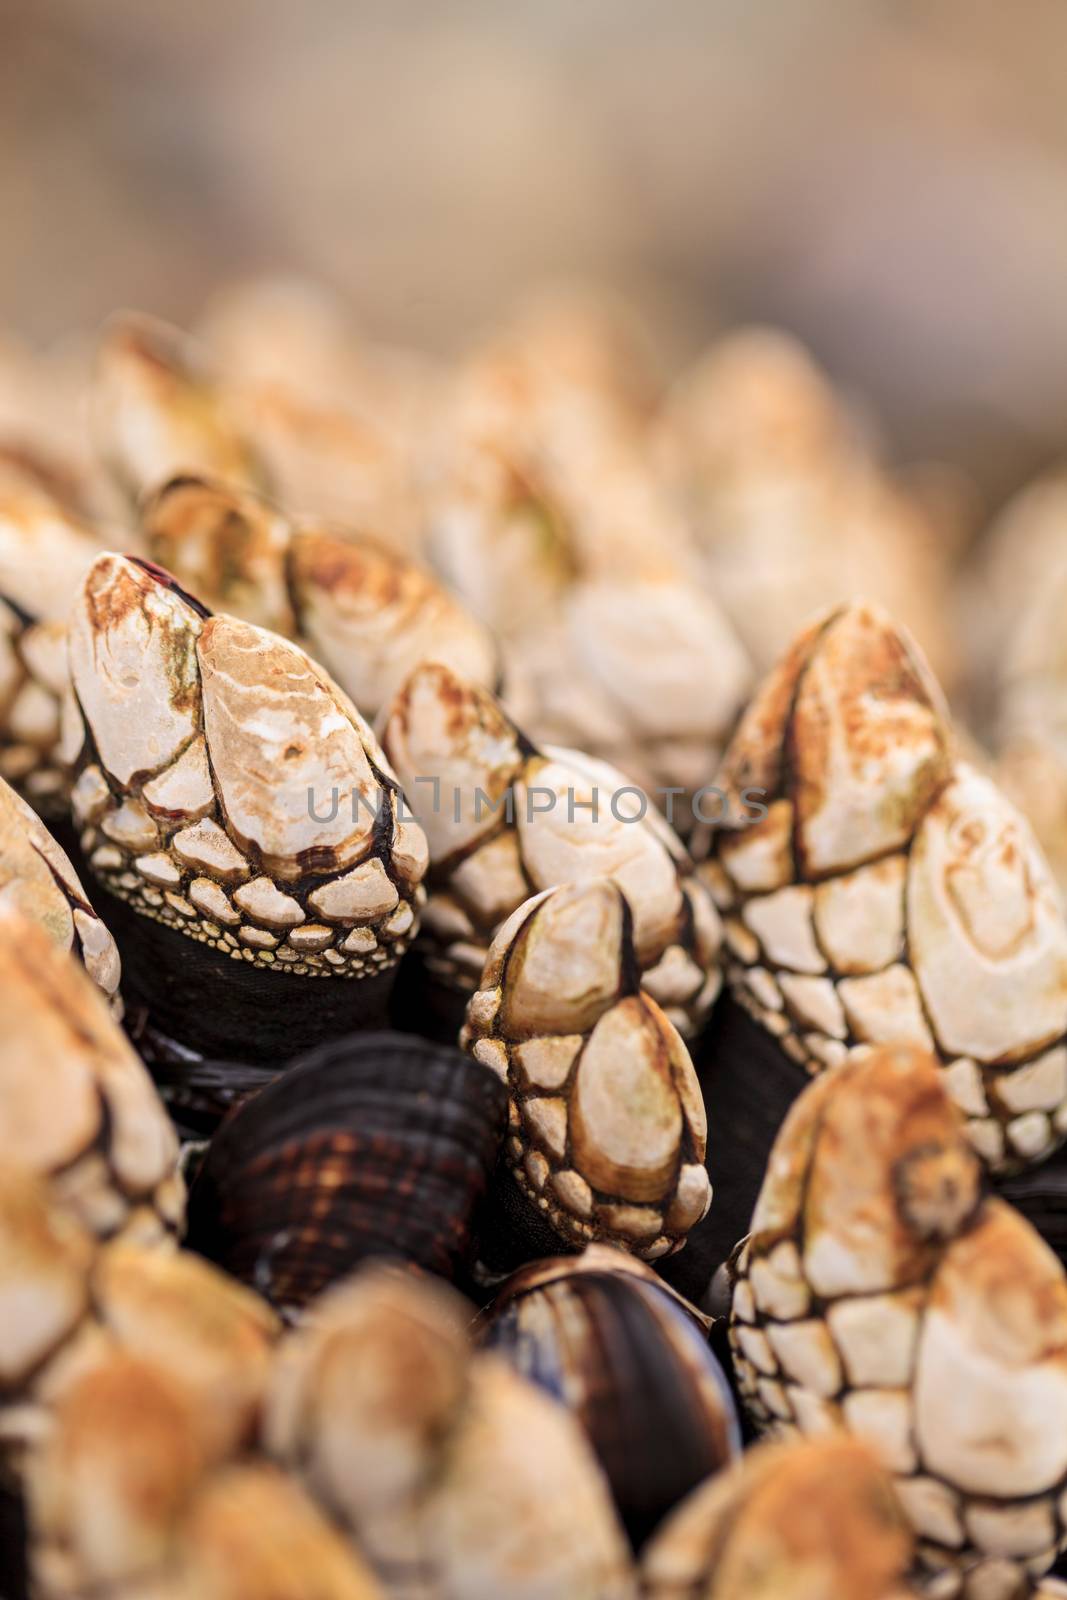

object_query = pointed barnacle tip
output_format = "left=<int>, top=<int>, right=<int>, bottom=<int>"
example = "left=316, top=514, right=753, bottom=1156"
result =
left=102, top=308, right=183, bottom=369
left=891, top=1137, right=982, bottom=1243
left=128, top=556, right=213, bottom=619
left=157, top=471, right=214, bottom=496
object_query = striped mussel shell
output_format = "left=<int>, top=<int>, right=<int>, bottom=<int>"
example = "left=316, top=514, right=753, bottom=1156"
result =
left=264, top=1263, right=636, bottom=1599
left=0, top=776, right=120, bottom=1004
left=67, top=552, right=429, bottom=1063
left=138, top=1051, right=278, bottom=1144
left=0, top=913, right=181, bottom=1251
left=461, top=879, right=711, bottom=1264
left=0, top=448, right=107, bottom=813
left=641, top=1435, right=915, bottom=1600
left=727, top=1042, right=1067, bottom=1598
left=382, top=658, right=722, bottom=1040
left=91, top=312, right=269, bottom=506
left=476, top=1246, right=740, bottom=1546
left=184, top=1033, right=509, bottom=1311
left=139, top=474, right=498, bottom=721
left=697, top=599, right=1067, bottom=1178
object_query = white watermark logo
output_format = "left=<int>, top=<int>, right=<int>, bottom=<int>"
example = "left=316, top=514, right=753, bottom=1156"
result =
left=307, top=780, right=768, bottom=830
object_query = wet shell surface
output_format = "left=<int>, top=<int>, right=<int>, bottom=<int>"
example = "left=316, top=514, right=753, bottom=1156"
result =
left=461, top=879, right=711, bottom=1260
left=0, top=1163, right=272, bottom=1486
left=426, top=427, right=579, bottom=642
left=140, top=473, right=498, bottom=719
left=265, top=1263, right=637, bottom=1599
left=139, top=1465, right=386, bottom=1600
left=0, top=776, right=121, bottom=1001
left=657, top=327, right=957, bottom=689
left=0, top=450, right=106, bottom=810
left=67, top=552, right=429, bottom=1054
left=701, top=600, right=1067, bottom=1175
left=991, top=553, right=1067, bottom=901
left=382, top=658, right=722, bottom=1038
left=641, top=1435, right=915, bottom=1600
left=422, top=346, right=751, bottom=814
left=28, top=1350, right=221, bottom=1598
left=502, top=570, right=751, bottom=826
left=423, top=293, right=674, bottom=650
left=0, top=914, right=181, bottom=1247
left=27, top=1378, right=368, bottom=1600
left=91, top=312, right=268, bottom=504
left=728, top=1042, right=1067, bottom=1598
left=185, top=1032, right=509, bottom=1310
left=197, top=278, right=431, bottom=549
left=476, top=1245, right=740, bottom=1545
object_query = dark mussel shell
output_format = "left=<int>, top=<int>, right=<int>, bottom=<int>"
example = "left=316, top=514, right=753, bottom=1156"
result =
left=131, top=1032, right=278, bottom=1144
left=477, top=1249, right=741, bottom=1549
left=185, top=1033, right=508, bottom=1311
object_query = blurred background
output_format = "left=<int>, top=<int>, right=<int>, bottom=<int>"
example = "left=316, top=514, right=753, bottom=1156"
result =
left=4, top=0, right=1067, bottom=508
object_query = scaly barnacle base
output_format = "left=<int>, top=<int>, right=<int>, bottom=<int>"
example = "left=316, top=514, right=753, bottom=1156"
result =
left=90, top=887, right=407, bottom=1062
left=79, top=863, right=419, bottom=980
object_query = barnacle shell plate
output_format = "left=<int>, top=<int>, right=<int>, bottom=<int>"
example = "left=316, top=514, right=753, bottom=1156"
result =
left=265, top=1266, right=636, bottom=1600
left=70, top=554, right=427, bottom=980
left=728, top=1045, right=1067, bottom=1597
left=641, top=1435, right=914, bottom=1600
left=384, top=661, right=721, bottom=1036
left=0, top=776, right=120, bottom=999
left=141, top=475, right=498, bottom=720
left=0, top=917, right=180, bottom=1244
left=463, top=880, right=710, bottom=1258
left=92, top=312, right=267, bottom=502
left=706, top=602, right=1067, bottom=1173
